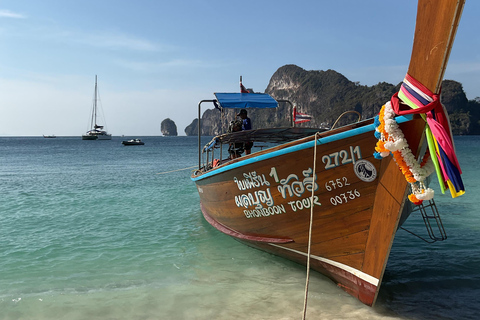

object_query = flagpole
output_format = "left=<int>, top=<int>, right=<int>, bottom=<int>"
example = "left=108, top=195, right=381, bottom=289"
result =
left=240, top=75, right=249, bottom=93
left=293, top=106, right=296, bottom=128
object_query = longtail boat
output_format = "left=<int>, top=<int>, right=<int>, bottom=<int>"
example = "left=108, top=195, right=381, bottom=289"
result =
left=191, top=0, right=465, bottom=306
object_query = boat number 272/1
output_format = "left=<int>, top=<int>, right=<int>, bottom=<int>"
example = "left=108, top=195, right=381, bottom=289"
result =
left=322, top=146, right=362, bottom=170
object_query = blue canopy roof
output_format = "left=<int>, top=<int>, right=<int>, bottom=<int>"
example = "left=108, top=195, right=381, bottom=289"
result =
left=214, top=93, right=278, bottom=109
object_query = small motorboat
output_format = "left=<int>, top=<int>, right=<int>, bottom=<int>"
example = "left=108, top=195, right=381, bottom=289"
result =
left=122, top=139, right=144, bottom=146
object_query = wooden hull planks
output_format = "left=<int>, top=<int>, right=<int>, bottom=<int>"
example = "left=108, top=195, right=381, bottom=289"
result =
left=192, top=115, right=427, bottom=306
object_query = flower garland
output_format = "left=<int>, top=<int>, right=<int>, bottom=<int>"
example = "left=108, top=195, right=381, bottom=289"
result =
left=374, top=101, right=435, bottom=205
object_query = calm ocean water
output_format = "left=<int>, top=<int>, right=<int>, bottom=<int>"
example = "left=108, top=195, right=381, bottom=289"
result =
left=0, top=135, right=479, bottom=320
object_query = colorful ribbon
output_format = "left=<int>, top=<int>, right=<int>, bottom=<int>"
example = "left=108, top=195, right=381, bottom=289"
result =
left=390, top=74, right=465, bottom=197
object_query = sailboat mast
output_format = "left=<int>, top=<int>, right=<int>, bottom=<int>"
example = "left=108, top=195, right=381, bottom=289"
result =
left=94, top=75, right=98, bottom=127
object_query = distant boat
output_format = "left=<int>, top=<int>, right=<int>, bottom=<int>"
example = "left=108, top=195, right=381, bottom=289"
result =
left=122, top=139, right=144, bottom=146
left=82, top=75, right=112, bottom=140
left=43, top=135, right=56, bottom=138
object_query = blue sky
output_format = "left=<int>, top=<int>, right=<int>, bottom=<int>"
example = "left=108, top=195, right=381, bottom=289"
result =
left=1, top=0, right=479, bottom=136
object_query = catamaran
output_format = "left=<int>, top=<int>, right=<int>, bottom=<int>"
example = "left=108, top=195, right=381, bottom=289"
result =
left=82, top=75, right=112, bottom=140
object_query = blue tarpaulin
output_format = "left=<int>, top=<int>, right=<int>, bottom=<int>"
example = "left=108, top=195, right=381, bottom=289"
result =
left=214, top=93, right=278, bottom=109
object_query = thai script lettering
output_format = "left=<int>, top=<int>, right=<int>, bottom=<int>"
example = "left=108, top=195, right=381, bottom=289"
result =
left=234, top=188, right=274, bottom=209
left=234, top=171, right=270, bottom=191
left=269, top=167, right=319, bottom=199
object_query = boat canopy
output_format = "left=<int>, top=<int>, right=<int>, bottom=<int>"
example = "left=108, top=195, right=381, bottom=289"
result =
left=214, top=93, right=278, bottom=109
left=202, top=127, right=329, bottom=153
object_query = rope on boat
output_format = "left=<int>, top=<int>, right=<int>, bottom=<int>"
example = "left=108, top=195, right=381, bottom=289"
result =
left=302, top=132, right=320, bottom=320
left=330, top=110, right=362, bottom=130
left=156, top=165, right=198, bottom=175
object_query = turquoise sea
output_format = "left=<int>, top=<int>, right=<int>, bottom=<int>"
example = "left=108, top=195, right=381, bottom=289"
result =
left=1, top=135, right=479, bottom=320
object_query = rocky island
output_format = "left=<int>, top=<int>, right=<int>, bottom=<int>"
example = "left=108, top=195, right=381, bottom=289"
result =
left=161, top=118, right=178, bottom=136
left=184, top=64, right=480, bottom=136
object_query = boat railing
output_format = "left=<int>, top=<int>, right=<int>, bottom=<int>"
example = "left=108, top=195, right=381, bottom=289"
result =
left=196, top=98, right=366, bottom=173
left=197, top=98, right=293, bottom=171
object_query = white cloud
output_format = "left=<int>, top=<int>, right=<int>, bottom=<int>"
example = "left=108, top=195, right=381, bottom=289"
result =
left=0, top=9, right=26, bottom=19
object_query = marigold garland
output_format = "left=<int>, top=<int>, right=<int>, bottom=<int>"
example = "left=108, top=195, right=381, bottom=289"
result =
left=374, top=102, right=435, bottom=204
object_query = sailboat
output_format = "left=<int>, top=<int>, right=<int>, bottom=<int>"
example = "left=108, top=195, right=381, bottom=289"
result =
left=82, top=75, right=112, bottom=140
left=191, top=0, right=465, bottom=307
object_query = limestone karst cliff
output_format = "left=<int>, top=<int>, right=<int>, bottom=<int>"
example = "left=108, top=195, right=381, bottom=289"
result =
left=161, top=118, right=178, bottom=136
left=184, top=64, right=479, bottom=136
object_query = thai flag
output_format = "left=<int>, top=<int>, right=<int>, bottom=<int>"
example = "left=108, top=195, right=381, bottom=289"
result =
left=293, top=106, right=312, bottom=123
left=240, top=76, right=251, bottom=93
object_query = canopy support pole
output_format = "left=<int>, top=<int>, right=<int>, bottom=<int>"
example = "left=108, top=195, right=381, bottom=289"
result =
left=197, top=100, right=216, bottom=169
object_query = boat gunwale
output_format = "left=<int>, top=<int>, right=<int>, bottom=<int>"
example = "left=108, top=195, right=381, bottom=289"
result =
left=191, top=114, right=414, bottom=182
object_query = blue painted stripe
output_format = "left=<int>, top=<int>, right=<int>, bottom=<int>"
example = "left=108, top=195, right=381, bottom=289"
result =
left=191, top=115, right=413, bottom=182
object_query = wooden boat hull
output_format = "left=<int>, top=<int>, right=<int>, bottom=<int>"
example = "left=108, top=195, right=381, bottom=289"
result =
left=192, top=115, right=426, bottom=306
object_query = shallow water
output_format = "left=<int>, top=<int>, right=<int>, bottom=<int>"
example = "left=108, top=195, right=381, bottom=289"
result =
left=0, top=136, right=479, bottom=319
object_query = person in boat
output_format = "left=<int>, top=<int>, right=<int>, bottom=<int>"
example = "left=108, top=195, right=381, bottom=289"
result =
left=228, top=120, right=244, bottom=159
left=237, top=109, right=253, bottom=155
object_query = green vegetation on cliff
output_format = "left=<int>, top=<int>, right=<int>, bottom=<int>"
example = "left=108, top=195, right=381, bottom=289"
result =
left=185, top=65, right=479, bottom=135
